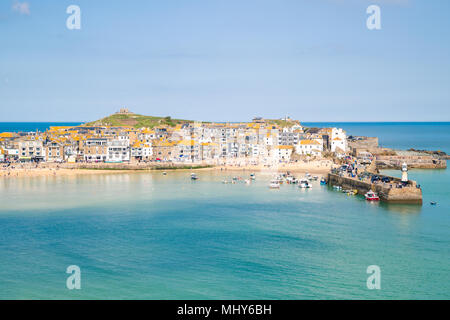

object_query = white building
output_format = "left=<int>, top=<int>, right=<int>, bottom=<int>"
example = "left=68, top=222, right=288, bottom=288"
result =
left=330, top=128, right=348, bottom=154
left=271, top=145, right=294, bottom=162
left=5, top=148, right=19, bottom=158
left=296, top=140, right=323, bottom=156
left=131, top=142, right=153, bottom=161
left=107, top=140, right=130, bottom=162
left=18, top=140, right=44, bottom=160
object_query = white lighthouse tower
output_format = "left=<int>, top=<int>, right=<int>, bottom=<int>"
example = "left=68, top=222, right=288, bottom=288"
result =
left=401, top=162, right=408, bottom=182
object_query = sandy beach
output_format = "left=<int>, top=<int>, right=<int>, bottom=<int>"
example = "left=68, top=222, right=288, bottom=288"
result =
left=0, top=159, right=335, bottom=179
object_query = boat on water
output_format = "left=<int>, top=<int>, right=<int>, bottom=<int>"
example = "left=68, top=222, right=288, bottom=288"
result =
left=305, top=172, right=312, bottom=180
left=274, top=175, right=284, bottom=184
left=299, top=179, right=312, bottom=189
left=269, top=180, right=280, bottom=189
left=346, top=189, right=358, bottom=196
left=320, top=178, right=327, bottom=185
left=332, top=185, right=342, bottom=191
left=191, top=173, right=199, bottom=180
left=162, top=172, right=167, bottom=175
left=365, top=191, right=380, bottom=201
left=312, top=176, right=319, bottom=181
left=286, top=176, right=297, bottom=184
left=250, top=173, right=256, bottom=180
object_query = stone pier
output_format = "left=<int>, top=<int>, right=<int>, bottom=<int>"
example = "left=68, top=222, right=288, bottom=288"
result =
left=327, top=173, right=423, bottom=204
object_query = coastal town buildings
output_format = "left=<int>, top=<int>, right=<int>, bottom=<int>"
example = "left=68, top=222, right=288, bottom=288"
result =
left=18, top=140, right=44, bottom=161
left=0, top=114, right=351, bottom=164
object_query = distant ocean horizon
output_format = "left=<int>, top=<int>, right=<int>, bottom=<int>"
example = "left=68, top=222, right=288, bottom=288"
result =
left=1, top=121, right=449, bottom=153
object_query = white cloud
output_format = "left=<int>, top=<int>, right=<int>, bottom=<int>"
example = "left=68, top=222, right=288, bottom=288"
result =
left=12, top=1, right=30, bottom=15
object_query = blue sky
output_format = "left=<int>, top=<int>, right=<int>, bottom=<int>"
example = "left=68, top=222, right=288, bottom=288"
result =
left=1, top=0, right=449, bottom=122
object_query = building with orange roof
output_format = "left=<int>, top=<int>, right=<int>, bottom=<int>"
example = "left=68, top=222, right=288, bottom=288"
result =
left=296, top=139, right=324, bottom=156
left=131, top=141, right=153, bottom=161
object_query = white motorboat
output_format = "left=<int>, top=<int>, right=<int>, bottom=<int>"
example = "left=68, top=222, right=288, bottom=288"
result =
left=299, top=179, right=312, bottom=189
left=269, top=180, right=280, bottom=189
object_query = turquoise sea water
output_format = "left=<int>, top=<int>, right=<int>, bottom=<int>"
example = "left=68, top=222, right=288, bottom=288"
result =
left=0, top=123, right=449, bottom=299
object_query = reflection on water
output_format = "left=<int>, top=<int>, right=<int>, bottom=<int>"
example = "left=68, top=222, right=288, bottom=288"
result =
left=380, top=202, right=422, bottom=215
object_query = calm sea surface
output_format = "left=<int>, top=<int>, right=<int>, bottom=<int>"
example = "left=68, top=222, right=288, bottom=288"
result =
left=0, top=122, right=449, bottom=299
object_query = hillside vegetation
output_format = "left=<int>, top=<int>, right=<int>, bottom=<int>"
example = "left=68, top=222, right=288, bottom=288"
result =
left=84, top=113, right=193, bottom=128
left=265, top=119, right=301, bottom=128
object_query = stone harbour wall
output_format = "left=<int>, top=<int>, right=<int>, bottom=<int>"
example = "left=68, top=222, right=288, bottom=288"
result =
left=327, top=173, right=422, bottom=204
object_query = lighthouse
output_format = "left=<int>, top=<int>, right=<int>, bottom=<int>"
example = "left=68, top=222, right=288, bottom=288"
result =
left=401, top=162, right=408, bottom=182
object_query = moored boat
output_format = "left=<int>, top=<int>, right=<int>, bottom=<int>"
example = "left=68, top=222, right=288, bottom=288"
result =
left=191, top=173, right=199, bottom=180
left=299, top=179, right=312, bottom=189
left=320, top=178, right=327, bottom=185
left=365, top=191, right=380, bottom=201
left=269, top=180, right=280, bottom=189
left=286, top=176, right=295, bottom=184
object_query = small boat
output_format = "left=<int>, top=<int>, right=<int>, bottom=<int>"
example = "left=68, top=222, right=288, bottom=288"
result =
left=320, top=178, right=327, bottom=185
left=191, top=173, right=198, bottom=180
left=299, top=179, right=312, bottom=189
left=286, top=176, right=295, bottom=184
left=430, top=201, right=437, bottom=206
left=347, top=189, right=358, bottom=196
left=245, top=179, right=251, bottom=184
left=250, top=173, right=256, bottom=180
left=365, top=191, right=380, bottom=201
left=305, top=173, right=311, bottom=180
left=332, top=185, right=342, bottom=191
left=312, top=176, right=319, bottom=181
left=269, top=180, right=280, bottom=189
left=275, top=175, right=284, bottom=184
left=162, top=172, right=167, bottom=175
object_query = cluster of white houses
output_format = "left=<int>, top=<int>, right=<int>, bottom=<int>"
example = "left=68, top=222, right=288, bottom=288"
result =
left=0, top=117, right=348, bottom=164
